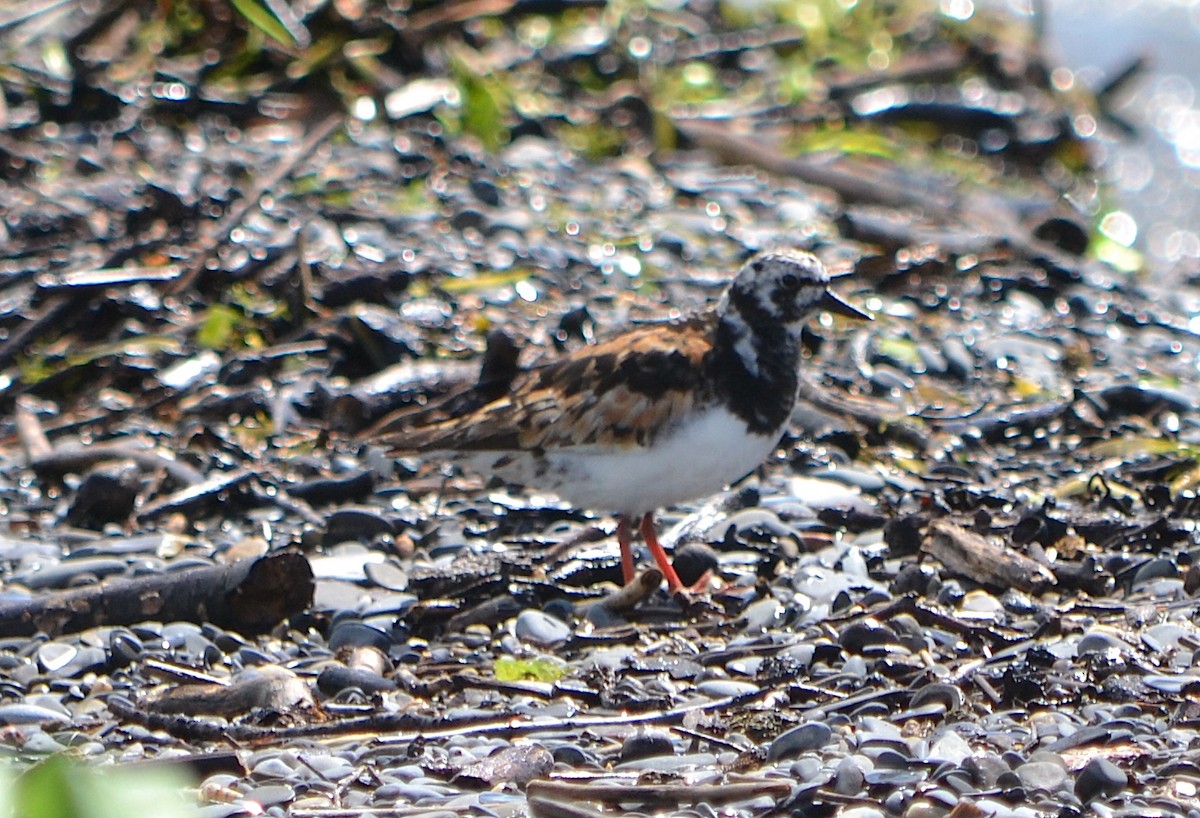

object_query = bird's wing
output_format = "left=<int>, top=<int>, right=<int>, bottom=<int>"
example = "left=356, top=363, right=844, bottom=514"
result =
left=387, top=316, right=715, bottom=453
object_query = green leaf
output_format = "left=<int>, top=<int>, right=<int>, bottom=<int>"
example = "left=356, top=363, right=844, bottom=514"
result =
left=495, top=656, right=566, bottom=682
left=14, top=755, right=196, bottom=818
left=229, top=0, right=297, bottom=47
left=196, top=304, right=243, bottom=350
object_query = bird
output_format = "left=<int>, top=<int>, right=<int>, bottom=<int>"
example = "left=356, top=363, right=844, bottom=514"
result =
left=377, top=250, right=870, bottom=592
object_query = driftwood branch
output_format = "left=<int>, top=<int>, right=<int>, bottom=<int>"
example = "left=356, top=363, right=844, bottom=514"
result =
left=0, top=551, right=313, bottom=638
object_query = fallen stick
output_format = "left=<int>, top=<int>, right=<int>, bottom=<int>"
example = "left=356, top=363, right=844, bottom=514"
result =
left=0, top=550, right=313, bottom=638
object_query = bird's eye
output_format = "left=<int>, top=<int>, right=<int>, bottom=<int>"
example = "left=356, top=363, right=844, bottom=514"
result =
left=781, top=273, right=799, bottom=289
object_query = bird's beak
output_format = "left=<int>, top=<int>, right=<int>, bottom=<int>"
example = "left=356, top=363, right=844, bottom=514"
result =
left=821, top=290, right=873, bottom=320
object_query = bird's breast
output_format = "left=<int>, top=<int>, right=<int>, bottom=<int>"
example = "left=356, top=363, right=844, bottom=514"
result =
left=481, top=405, right=783, bottom=516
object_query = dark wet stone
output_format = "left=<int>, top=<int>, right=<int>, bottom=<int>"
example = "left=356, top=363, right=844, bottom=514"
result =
left=766, top=721, right=833, bottom=760
left=550, top=745, right=590, bottom=766
left=671, top=542, right=720, bottom=586
left=1131, top=557, right=1178, bottom=587
left=469, top=178, right=502, bottom=206
left=108, top=630, right=143, bottom=667
left=13, top=557, right=128, bottom=591
left=876, top=789, right=913, bottom=817
left=838, top=620, right=894, bottom=653
left=1042, top=724, right=1129, bottom=753
left=236, top=646, right=275, bottom=666
left=328, top=621, right=392, bottom=653
left=1096, top=383, right=1195, bottom=417
left=322, top=507, right=397, bottom=543
left=962, top=752, right=1009, bottom=788
left=891, top=562, right=935, bottom=595
left=908, top=682, right=964, bottom=713
left=871, top=749, right=912, bottom=769
left=66, top=465, right=140, bottom=529
left=1073, top=758, right=1127, bottom=803
left=317, top=666, right=397, bottom=696
left=286, top=470, right=376, bottom=506
left=620, top=731, right=674, bottom=762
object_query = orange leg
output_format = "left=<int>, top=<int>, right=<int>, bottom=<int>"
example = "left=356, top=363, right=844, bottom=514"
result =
left=639, top=512, right=683, bottom=592
left=616, top=515, right=637, bottom=585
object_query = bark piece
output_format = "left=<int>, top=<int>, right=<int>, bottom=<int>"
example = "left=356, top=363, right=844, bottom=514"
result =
left=921, top=519, right=1056, bottom=593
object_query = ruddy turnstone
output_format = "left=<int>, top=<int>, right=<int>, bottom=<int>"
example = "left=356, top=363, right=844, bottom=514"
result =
left=381, top=250, right=869, bottom=591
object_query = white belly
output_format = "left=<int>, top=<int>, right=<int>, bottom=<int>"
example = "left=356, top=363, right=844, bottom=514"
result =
left=476, top=407, right=782, bottom=516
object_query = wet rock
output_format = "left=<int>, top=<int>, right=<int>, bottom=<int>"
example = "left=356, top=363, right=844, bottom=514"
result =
left=619, top=731, right=675, bottom=762
left=66, top=466, right=140, bottom=529
left=766, top=722, right=834, bottom=760
left=513, top=610, right=572, bottom=648
left=1073, top=758, right=1127, bottom=803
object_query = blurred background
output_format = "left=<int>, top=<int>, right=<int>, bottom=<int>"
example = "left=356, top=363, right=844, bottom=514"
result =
left=1021, top=0, right=1200, bottom=273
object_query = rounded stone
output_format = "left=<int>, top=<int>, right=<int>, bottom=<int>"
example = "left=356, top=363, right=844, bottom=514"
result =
left=767, top=721, right=833, bottom=760
left=513, top=610, right=572, bottom=647
left=1073, top=757, right=1127, bottom=803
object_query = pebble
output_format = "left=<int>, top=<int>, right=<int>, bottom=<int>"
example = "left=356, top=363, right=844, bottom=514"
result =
left=1015, top=760, right=1068, bottom=793
left=513, top=610, right=572, bottom=647
left=767, top=721, right=833, bottom=760
left=619, top=731, right=675, bottom=762
left=1074, top=758, right=1127, bottom=803
left=834, top=756, right=866, bottom=795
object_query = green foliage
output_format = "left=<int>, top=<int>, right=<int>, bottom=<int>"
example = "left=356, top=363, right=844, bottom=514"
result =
left=195, top=285, right=281, bottom=351
left=11, top=755, right=196, bottom=818
left=449, top=58, right=511, bottom=152
left=494, top=656, right=567, bottom=682
left=229, top=0, right=298, bottom=47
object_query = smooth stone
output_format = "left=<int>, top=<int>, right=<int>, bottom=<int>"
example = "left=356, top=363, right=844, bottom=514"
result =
left=834, top=756, right=866, bottom=795
left=328, top=621, right=392, bottom=652
left=695, top=680, right=760, bottom=698
left=739, top=598, right=783, bottom=631
left=37, top=643, right=77, bottom=673
left=903, top=800, right=950, bottom=818
left=108, top=630, right=143, bottom=667
left=838, top=808, right=884, bottom=818
left=1015, top=760, right=1068, bottom=793
left=14, top=557, right=128, bottom=590
left=767, top=721, right=833, bottom=760
left=962, top=752, right=1009, bottom=788
left=243, top=785, right=295, bottom=808
left=22, top=731, right=67, bottom=754
left=56, top=646, right=107, bottom=678
left=788, top=757, right=823, bottom=783
left=1076, top=630, right=1131, bottom=656
left=927, top=731, right=972, bottom=765
left=619, top=730, right=674, bottom=762
left=1074, top=758, right=1127, bottom=803
left=513, top=610, right=572, bottom=648
left=0, top=703, right=71, bottom=725
left=317, top=666, right=397, bottom=695
left=910, top=683, right=964, bottom=713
